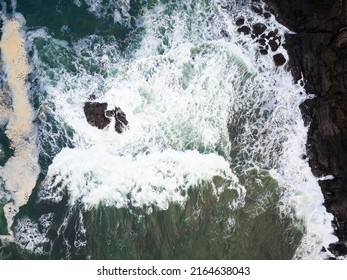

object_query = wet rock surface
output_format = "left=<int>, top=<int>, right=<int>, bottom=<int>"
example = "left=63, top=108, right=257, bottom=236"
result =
left=236, top=17, right=245, bottom=26
left=84, top=101, right=128, bottom=133
left=84, top=102, right=110, bottom=129
left=237, top=25, right=251, bottom=35
left=233, top=4, right=284, bottom=66
left=262, top=0, right=347, bottom=256
left=252, top=23, right=267, bottom=36
left=273, top=53, right=286, bottom=66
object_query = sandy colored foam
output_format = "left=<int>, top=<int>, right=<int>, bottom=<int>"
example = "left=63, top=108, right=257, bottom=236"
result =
left=0, top=17, right=40, bottom=236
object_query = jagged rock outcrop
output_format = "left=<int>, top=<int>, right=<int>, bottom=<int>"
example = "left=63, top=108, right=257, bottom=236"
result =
left=262, top=0, right=347, bottom=256
left=104, top=106, right=129, bottom=133
left=234, top=3, right=285, bottom=66
left=84, top=101, right=128, bottom=133
left=84, top=102, right=111, bottom=129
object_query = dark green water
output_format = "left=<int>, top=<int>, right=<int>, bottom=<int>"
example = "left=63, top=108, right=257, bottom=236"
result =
left=1, top=171, right=302, bottom=259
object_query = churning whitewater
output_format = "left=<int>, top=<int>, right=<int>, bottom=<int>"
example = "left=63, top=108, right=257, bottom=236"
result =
left=0, top=0, right=337, bottom=259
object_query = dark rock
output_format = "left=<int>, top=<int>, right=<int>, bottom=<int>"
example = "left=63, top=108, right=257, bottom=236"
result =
left=251, top=5, right=263, bottom=15
left=262, top=0, right=342, bottom=33
left=257, top=38, right=266, bottom=46
left=105, top=110, right=115, bottom=118
left=235, top=18, right=245, bottom=26
left=264, top=12, right=271, bottom=19
left=252, top=23, right=267, bottom=36
left=320, top=178, right=347, bottom=256
left=269, top=8, right=275, bottom=15
left=84, top=102, right=129, bottom=133
left=238, top=25, right=251, bottom=35
left=265, top=29, right=279, bottom=40
left=262, top=0, right=347, bottom=256
left=273, top=53, right=286, bottom=66
left=83, top=102, right=110, bottom=129
left=260, top=49, right=268, bottom=55
left=268, top=38, right=279, bottom=51
left=299, top=99, right=314, bottom=126
left=305, top=94, right=347, bottom=178
left=281, top=34, right=303, bottom=82
left=114, top=107, right=128, bottom=133
left=0, top=129, right=14, bottom=167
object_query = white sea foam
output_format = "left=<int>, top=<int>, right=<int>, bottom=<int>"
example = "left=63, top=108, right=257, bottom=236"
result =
left=40, top=148, right=242, bottom=211
left=14, top=214, right=53, bottom=254
left=26, top=0, right=337, bottom=258
left=76, top=0, right=131, bottom=25
left=213, top=0, right=337, bottom=258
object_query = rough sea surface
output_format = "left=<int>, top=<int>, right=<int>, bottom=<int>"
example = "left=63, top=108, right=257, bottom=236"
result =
left=0, top=0, right=337, bottom=259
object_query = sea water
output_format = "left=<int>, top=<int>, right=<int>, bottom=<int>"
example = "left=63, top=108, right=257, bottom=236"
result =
left=0, top=0, right=337, bottom=259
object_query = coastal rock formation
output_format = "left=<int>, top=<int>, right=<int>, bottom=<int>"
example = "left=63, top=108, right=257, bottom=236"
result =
left=114, top=107, right=129, bottom=133
left=84, top=101, right=128, bottom=133
left=273, top=53, right=286, bottom=66
left=84, top=102, right=110, bottom=129
left=262, top=0, right=347, bottom=256
left=234, top=10, right=285, bottom=67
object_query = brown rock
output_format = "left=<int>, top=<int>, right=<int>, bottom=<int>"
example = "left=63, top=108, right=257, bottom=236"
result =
left=84, top=102, right=129, bottom=133
left=83, top=102, right=110, bottom=129
left=238, top=25, right=251, bottom=35
left=236, top=18, right=245, bottom=26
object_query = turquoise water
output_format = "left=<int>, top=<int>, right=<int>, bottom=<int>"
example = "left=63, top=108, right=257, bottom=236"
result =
left=0, top=0, right=336, bottom=259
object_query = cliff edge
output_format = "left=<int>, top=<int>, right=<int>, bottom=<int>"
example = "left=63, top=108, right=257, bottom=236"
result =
left=261, top=0, right=347, bottom=256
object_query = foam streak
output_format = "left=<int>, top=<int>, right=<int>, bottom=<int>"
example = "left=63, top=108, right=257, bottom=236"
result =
left=0, top=14, right=40, bottom=237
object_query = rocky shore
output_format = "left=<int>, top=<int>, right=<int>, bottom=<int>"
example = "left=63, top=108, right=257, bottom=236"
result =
left=261, top=0, right=347, bottom=256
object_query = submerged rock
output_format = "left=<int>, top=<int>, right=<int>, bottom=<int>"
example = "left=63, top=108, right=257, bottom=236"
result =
left=251, top=5, right=263, bottom=15
left=220, top=29, right=229, bottom=37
